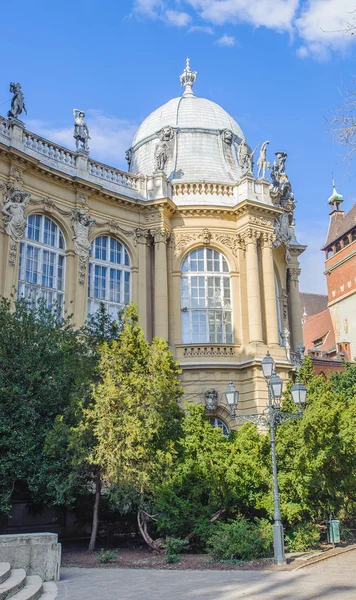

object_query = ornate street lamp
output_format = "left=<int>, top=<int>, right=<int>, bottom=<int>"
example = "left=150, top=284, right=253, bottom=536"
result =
left=226, top=353, right=307, bottom=566
left=291, top=380, right=307, bottom=407
left=224, top=381, right=239, bottom=417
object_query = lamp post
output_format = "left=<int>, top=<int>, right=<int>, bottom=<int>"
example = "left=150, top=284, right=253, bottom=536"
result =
left=224, top=353, right=307, bottom=566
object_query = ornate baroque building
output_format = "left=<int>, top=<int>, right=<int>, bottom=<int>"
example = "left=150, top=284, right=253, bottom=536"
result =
left=0, top=63, right=305, bottom=430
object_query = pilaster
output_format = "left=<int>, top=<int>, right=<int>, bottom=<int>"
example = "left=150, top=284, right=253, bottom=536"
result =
left=261, top=233, right=279, bottom=346
left=151, top=227, right=170, bottom=340
left=288, top=265, right=303, bottom=350
left=243, top=229, right=263, bottom=344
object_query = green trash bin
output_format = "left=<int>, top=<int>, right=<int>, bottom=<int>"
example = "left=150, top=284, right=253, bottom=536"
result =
left=326, top=520, right=340, bottom=544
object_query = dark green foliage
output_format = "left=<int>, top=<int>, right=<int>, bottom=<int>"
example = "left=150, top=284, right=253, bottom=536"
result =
left=0, top=297, right=84, bottom=512
left=207, top=518, right=273, bottom=561
left=164, top=537, right=189, bottom=563
left=284, top=522, right=320, bottom=552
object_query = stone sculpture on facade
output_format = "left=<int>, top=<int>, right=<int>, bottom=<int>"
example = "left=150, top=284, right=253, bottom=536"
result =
left=125, top=149, right=132, bottom=171
left=204, top=389, right=218, bottom=411
left=290, top=343, right=305, bottom=372
left=269, top=151, right=295, bottom=210
left=273, top=212, right=293, bottom=262
left=238, top=139, right=254, bottom=173
left=154, top=126, right=174, bottom=173
left=221, top=129, right=233, bottom=145
left=8, top=83, right=27, bottom=120
left=73, top=109, right=90, bottom=153
left=257, top=141, right=270, bottom=179
left=2, top=186, right=30, bottom=242
left=72, top=208, right=96, bottom=283
left=179, top=57, right=197, bottom=95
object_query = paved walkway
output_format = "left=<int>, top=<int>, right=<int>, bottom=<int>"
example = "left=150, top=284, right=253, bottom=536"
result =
left=57, top=550, right=356, bottom=600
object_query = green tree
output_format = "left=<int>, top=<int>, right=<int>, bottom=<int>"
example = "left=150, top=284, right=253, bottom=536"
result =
left=74, top=304, right=183, bottom=550
left=0, top=297, right=83, bottom=512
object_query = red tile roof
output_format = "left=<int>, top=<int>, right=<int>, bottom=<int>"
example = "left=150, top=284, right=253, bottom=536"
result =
left=303, top=308, right=336, bottom=354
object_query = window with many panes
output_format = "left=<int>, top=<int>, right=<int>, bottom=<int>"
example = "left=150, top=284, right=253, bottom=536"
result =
left=209, top=417, right=229, bottom=436
left=88, top=236, right=131, bottom=316
left=18, top=215, right=65, bottom=311
left=181, top=248, right=233, bottom=344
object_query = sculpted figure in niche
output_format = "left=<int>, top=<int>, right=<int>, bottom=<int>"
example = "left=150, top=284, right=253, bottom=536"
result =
left=257, top=141, right=270, bottom=179
left=154, top=126, right=174, bottom=172
left=204, top=389, right=218, bottom=411
left=72, top=209, right=96, bottom=257
left=73, top=109, right=90, bottom=152
left=238, top=139, right=253, bottom=173
left=2, top=187, right=30, bottom=242
left=8, top=82, right=27, bottom=120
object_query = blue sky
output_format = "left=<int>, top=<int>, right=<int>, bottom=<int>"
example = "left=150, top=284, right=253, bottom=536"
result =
left=1, top=0, right=356, bottom=293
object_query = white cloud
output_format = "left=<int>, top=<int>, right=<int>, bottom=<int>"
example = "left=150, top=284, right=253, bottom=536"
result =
left=216, top=33, right=237, bottom=46
left=188, top=24, right=214, bottom=33
left=295, top=0, right=356, bottom=58
left=27, top=111, right=138, bottom=170
left=187, top=0, right=299, bottom=31
left=165, top=9, right=192, bottom=25
left=133, top=0, right=356, bottom=58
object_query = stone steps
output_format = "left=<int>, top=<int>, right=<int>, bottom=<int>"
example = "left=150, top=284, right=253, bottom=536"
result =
left=0, top=565, right=57, bottom=600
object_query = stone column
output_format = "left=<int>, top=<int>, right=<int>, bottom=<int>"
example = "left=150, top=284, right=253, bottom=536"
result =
left=261, top=234, right=280, bottom=345
left=288, top=266, right=303, bottom=350
left=244, top=231, right=263, bottom=343
left=152, top=228, right=170, bottom=340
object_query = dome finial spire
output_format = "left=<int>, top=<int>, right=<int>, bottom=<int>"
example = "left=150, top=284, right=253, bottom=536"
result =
left=180, top=58, right=197, bottom=96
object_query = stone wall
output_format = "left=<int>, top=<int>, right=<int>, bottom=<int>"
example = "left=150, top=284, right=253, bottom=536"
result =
left=0, top=533, right=61, bottom=581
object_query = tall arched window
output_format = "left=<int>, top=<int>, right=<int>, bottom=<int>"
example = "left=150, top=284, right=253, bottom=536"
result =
left=88, top=236, right=131, bottom=316
left=18, top=215, right=65, bottom=310
left=181, top=248, right=233, bottom=344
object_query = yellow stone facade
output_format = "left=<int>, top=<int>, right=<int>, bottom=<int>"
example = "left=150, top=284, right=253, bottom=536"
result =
left=0, top=77, right=305, bottom=431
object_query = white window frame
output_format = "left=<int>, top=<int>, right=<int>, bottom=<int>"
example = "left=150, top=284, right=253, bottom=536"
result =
left=18, top=214, right=65, bottom=311
left=88, top=235, right=132, bottom=317
left=181, top=248, right=233, bottom=344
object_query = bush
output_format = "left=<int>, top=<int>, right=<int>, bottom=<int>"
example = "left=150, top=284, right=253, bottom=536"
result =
left=98, top=549, right=118, bottom=564
left=207, top=518, right=273, bottom=562
left=285, top=523, right=320, bottom=552
left=164, top=537, right=189, bottom=564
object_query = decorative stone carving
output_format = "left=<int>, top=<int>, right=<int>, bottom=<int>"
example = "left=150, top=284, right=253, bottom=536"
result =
left=280, top=328, right=291, bottom=359
left=173, top=232, right=200, bottom=255
left=269, top=152, right=295, bottom=211
left=238, top=139, right=254, bottom=173
left=204, top=389, right=218, bottom=411
left=257, top=141, right=270, bottom=179
left=151, top=227, right=170, bottom=245
left=281, top=288, right=288, bottom=321
left=134, top=227, right=150, bottom=246
left=41, top=196, right=55, bottom=213
left=8, top=241, right=17, bottom=266
left=125, top=148, right=132, bottom=171
left=144, top=211, right=162, bottom=224
left=154, top=126, right=175, bottom=173
left=202, top=228, right=212, bottom=245
left=261, top=232, right=274, bottom=248
left=183, top=345, right=236, bottom=357
left=221, top=129, right=233, bottom=145
left=2, top=185, right=30, bottom=242
left=73, top=109, right=90, bottom=153
left=250, top=216, right=270, bottom=227
left=273, top=212, right=293, bottom=262
left=290, top=343, right=305, bottom=372
left=215, top=234, right=241, bottom=256
left=240, top=228, right=260, bottom=245
left=288, top=267, right=301, bottom=283
left=8, top=83, right=27, bottom=120
left=72, top=209, right=96, bottom=284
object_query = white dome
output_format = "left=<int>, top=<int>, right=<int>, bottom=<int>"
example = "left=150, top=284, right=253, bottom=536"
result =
left=129, top=64, right=246, bottom=185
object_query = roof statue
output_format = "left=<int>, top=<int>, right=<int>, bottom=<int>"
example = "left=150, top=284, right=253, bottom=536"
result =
left=179, top=58, right=197, bottom=96
left=8, top=82, right=27, bottom=120
left=73, top=109, right=90, bottom=153
left=257, top=141, right=270, bottom=179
